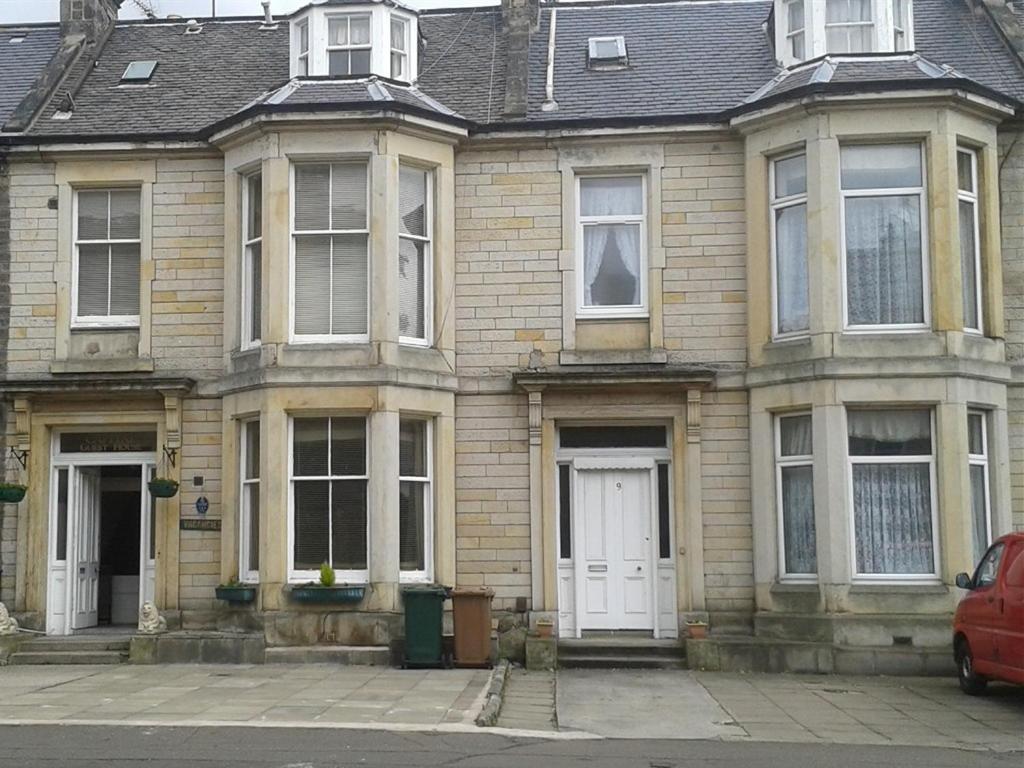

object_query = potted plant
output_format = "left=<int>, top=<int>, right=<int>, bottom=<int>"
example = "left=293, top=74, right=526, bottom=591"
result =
left=148, top=477, right=179, bottom=498
left=0, top=482, right=27, bottom=504
left=686, top=620, right=709, bottom=640
left=289, top=563, right=366, bottom=604
left=215, top=577, right=257, bottom=605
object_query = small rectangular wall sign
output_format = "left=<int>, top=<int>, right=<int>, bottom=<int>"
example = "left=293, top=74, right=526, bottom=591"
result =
left=180, top=518, right=221, bottom=532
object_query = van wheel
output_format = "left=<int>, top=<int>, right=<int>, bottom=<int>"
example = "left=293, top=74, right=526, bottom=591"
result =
left=956, top=640, right=988, bottom=696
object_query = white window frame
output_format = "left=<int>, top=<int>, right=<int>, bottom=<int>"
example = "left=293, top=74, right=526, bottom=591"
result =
left=839, top=143, right=930, bottom=333
left=239, top=419, right=260, bottom=584
left=326, top=13, right=372, bottom=76
left=575, top=173, right=648, bottom=319
left=892, top=0, right=910, bottom=48
left=296, top=18, right=309, bottom=75
left=399, top=418, right=433, bottom=583
left=825, top=0, right=875, bottom=53
left=775, top=412, right=817, bottom=582
left=287, top=416, right=370, bottom=584
left=390, top=16, right=409, bottom=80
left=289, top=160, right=371, bottom=344
left=769, top=151, right=810, bottom=340
left=968, top=410, right=993, bottom=561
left=958, top=148, right=983, bottom=335
left=398, top=164, right=433, bottom=347
left=785, top=0, right=806, bottom=60
left=241, top=171, right=262, bottom=350
left=846, top=408, right=941, bottom=583
left=71, top=187, right=142, bottom=329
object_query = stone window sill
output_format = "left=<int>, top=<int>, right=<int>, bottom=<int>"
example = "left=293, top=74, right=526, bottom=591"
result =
left=560, top=348, right=667, bottom=366
left=771, top=582, right=820, bottom=594
left=51, top=357, right=154, bottom=374
left=848, top=583, right=948, bottom=596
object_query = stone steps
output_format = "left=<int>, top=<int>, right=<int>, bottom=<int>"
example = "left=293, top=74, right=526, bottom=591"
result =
left=558, top=637, right=686, bottom=670
left=10, top=649, right=129, bottom=665
left=265, top=645, right=391, bottom=665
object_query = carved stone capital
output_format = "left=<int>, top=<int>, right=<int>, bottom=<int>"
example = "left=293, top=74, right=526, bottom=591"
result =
left=686, top=389, right=701, bottom=444
left=527, top=389, right=543, bottom=446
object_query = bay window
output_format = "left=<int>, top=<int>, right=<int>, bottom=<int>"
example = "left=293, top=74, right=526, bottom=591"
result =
left=848, top=409, right=938, bottom=579
left=242, top=172, right=262, bottom=349
left=327, top=14, right=371, bottom=76
left=826, top=0, right=874, bottom=53
left=399, top=419, right=432, bottom=579
left=390, top=17, right=409, bottom=79
left=577, top=175, right=646, bottom=316
left=776, top=413, right=816, bottom=578
left=968, top=411, right=992, bottom=565
left=296, top=19, right=309, bottom=75
left=240, top=420, right=260, bottom=583
left=892, top=0, right=909, bottom=48
left=292, top=162, right=369, bottom=341
left=770, top=153, right=810, bottom=337
left=73, top=188, right=141, bottom=327
left=785, top=0, right=806, bottom=59
left=841, top=144, right=927, bottom=329
left=398, top=165, right=432, bottom=344
left=290, top=417, right=368, bottom=580
left=957, top=149, right=983, bottom=333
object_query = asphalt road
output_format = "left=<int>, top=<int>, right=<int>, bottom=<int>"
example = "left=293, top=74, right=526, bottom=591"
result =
left=0, top=726, right=1020, bottom=768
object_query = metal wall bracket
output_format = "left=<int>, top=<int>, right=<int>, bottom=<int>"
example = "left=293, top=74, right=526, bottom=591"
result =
left=162, top=445, right=177, bottom=468
left=8, top=447, right=28, bottom=470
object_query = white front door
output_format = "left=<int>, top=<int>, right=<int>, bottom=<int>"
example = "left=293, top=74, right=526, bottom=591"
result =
left=575, top=467, right=654, bottom=632
left=70, top=467, right=102, bottom=630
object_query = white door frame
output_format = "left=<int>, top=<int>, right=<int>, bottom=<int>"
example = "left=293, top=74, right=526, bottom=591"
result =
left=47, top=432, right=157, bottom=635
left=555, top=434, right=677, bottom=640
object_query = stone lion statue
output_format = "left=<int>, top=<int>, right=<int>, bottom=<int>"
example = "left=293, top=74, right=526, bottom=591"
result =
left=0, top=602, right=19, bottom=636
left=138, top=601, right=167, bottom=634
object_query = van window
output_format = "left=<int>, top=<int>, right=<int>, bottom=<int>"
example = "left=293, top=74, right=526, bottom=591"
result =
left=974, top=543, right=1004, bottom=587
left=1004, top=545, right=1024, bottom=588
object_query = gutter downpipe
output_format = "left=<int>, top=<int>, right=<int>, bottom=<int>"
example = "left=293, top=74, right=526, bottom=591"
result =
left=542, top=8, right=558, bottom=112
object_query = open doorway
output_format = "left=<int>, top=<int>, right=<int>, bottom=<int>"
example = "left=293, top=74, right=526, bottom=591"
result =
left=47, top=430, right=157, bottom=635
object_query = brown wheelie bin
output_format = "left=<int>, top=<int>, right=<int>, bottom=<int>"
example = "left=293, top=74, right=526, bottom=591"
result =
left=451, top=587, right=494, bottom=668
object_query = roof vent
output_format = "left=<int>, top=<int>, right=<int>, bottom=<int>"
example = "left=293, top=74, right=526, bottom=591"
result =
left=9, top=35, right=26, bottom=44
left=121, top=60, right=158, bottom=83
left=260, top=0, right=277, bottom=29
left=185, top=19, right=203, bottom=34
left=587, top=36, right=628, bottom=70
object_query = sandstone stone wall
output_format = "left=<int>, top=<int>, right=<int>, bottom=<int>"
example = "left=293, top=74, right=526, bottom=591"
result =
left=1000, top=129, right=1024, bottom=531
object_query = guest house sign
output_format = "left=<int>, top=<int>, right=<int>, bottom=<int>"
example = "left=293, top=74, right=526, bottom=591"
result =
left=59, top=431, right=157, bottom=454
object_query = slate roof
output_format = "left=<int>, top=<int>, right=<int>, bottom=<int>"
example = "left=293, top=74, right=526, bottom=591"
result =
left=12, top=0, right=1024, bottom=141
left=0, top=24, right=61, bottom=129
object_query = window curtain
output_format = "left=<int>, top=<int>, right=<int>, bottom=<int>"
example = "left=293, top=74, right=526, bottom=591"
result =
left=776, top=204, right=809, bottom=333
left=781, top=466, right=816, bottom=574
left=969, top=465, right=989, bottom=564
left=583, top=224, right=641, bottom=306
left=853, top=463, right=934, bottom=574
left=959, top=199, right=979, bottom=329
left=845, top=195, right=923, bottom=325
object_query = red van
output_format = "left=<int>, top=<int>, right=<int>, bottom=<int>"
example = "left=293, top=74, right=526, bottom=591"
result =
left=953, top=532, right=1024, bottom=695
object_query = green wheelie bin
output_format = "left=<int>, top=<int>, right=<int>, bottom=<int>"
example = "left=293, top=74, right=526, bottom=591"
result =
left=402, top=584, right=449, bottom=668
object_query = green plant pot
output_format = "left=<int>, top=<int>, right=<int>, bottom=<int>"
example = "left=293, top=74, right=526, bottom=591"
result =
left=0, top=485, right=27, bottom=503
left=148, top=479, right=179, bottom=498
left=289, top=585, right=366, bottom=604
left=216, top=586, right=257, bottom=605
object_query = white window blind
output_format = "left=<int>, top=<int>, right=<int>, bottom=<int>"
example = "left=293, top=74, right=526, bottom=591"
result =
left=327, top=14, right=371, bottom=76
left=74, top=188, right=141, bottom=325
left=391, top=17, right=409, bottom=79
left=398, top=165, right=431, bottom=344
left=841, top=144, right=927, bottom=329
left=957, top=149, right=983, bottom=333
left=786, top=0, right=806, bottom=59
left=399, top=419, right=432, bottom=578
left=776, top=413, right=816, bottom=578
left=826, top=0, right=874, bottom=53
left=577, top=175, right=646, bottom=315
left=240, top=420, right=260, bottom=583
left=297, top=19, right=309, bottom=75
left=242, top=172, right=263, bottom=348
left=292, top=162, right=369, bottom=340
left=291, top=417, right=368, bottom=579
left=771, top=153, right=810, bottom=336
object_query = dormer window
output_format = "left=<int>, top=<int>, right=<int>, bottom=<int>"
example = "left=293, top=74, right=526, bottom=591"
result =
left=328, top=14, right=372, bottom=76
left=290, top=2, right=418, bottom=82
left=775, top=0, right=914, bottom=66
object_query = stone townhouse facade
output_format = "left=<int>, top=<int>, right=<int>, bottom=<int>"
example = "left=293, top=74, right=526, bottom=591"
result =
left=0, top=0, right=1021, bottom=671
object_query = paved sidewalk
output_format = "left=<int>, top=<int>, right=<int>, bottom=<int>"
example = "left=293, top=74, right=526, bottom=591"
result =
left=556, top=669, right=1024, bottom=751
left=496, top=668, right=557, bottom=731
left=0, top=664, right=490, bottom=728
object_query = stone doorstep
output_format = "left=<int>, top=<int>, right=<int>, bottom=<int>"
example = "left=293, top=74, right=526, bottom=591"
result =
left=686, top=636, right=957, bottom=676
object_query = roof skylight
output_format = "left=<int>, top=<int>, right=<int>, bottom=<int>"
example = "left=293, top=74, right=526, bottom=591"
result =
left=588, top=36, right=628, bottom=69
left=121, top=60, right=158, bottom=83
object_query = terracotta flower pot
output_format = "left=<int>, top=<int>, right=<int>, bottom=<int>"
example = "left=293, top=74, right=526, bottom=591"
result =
left=687, top=622, right=708, bottom=640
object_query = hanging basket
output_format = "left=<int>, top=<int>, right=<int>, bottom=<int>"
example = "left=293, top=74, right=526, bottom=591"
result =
left=0, top=484, right=27, bottom=503
left=148, top=478, right=180, bottom=498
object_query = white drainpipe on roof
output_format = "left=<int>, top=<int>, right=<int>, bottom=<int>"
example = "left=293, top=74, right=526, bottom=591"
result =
left=542, top=8, right=558, bottom=112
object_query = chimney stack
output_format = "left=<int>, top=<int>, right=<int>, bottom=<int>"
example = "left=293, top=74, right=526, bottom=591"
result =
left=502, top=0, right=540, bottom=118
left=60, top=0, right=121, bottom=41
